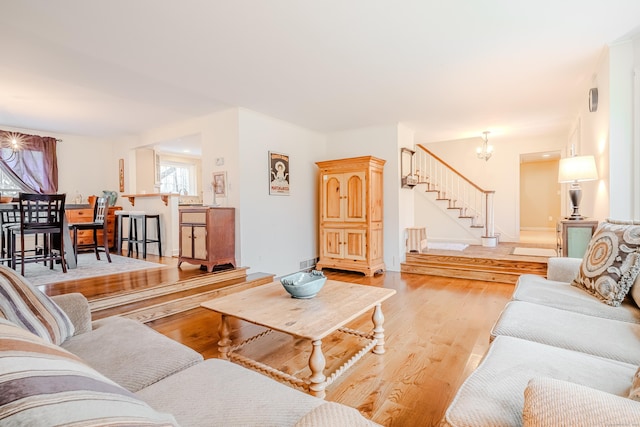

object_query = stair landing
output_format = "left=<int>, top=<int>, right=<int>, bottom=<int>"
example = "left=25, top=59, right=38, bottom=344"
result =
left=401, top=242, right=555, bottom=284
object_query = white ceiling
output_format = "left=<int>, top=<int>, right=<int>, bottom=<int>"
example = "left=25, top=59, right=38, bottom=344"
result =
left=1, top=1, right=640, bottom=148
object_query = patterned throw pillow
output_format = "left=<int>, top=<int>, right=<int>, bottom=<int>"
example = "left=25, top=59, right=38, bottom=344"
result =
left=0, top=265, right=74, bottom=344
left=0, top=318, right=178, bottom=426
left=571, top=219, right=640, bottom=306
left=630, top=366, right=640, bottom=401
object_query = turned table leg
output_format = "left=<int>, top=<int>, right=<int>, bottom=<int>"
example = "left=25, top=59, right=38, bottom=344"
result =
left=217, top=314, right=232, bottom=359
left=308, top=339, right=327, bottom=399
left=372, top=303, right=386, bottom=354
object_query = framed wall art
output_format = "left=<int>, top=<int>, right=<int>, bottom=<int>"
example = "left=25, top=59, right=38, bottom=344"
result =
left=269, top=151, right=290, bottom=196
left=118, top=158, right=125, bottom=192
left=212, top=171, right=227, bottom=198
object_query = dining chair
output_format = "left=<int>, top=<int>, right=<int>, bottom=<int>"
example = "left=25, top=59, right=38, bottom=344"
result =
left=9, top=193, right=68, bottom=275
left=0, top=205, right=20, bottom=266
left=68, top=196, right=111, bottom=263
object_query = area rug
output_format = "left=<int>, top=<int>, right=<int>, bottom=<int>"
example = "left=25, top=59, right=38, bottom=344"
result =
left=511, top=247, right=558, bottom=257
left=24, top=254, right=166, bottom=287
left=427, top=242, right=469, bottom=251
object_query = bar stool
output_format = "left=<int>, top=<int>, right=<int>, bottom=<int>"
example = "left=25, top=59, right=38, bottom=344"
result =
left=115, top=211, right=162, bottom=258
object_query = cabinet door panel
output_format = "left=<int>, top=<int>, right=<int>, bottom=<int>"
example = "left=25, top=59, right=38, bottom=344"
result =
left=324, top=175, right=342, bottom=221
left=192, top=226, right=208, bottom=260
left=345, top=172, right=366, bottom=222
left=322, top=229, right=343, bottom=258
left=344, top=229, right=367, bottom=261
left=180, top=226, right=193, bottom=258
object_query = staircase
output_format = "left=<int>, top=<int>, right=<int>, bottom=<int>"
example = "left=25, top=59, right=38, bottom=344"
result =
left=413, top=144, right=497, bottom=246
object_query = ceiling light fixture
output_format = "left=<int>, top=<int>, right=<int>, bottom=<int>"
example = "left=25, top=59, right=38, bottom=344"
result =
left=1, top=133, right=22, bottom=162
left=476, top=131, right=493, bottom=161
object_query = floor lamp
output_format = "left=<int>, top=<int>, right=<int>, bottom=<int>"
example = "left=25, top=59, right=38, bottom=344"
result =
left=558, top=155, right=598, bottom=220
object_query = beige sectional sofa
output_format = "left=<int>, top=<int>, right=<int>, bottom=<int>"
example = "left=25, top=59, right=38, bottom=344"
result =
left=442, top=256, right=640, bottom=426
left=0, top=266, right=378, bottom=426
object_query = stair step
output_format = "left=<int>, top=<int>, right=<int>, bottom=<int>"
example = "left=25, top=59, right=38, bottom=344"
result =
left=401, top=251, right=547, bottom=284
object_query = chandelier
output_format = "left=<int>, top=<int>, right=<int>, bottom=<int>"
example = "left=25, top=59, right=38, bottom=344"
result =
left=476, top=131, right=493, bottom=161
left=1, top=133, right=22, bottom=162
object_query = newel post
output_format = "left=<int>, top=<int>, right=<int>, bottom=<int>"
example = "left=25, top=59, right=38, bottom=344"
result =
left=482, top=191, right=497, bottom=247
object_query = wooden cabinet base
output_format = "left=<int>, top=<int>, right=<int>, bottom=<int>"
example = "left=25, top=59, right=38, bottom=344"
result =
left=316, top=260, right=385, bottom=277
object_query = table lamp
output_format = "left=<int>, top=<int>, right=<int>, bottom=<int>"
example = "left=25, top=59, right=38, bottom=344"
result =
left=558, top=155, right=598, bottom=220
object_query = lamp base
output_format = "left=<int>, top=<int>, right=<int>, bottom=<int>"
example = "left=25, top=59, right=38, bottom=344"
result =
left=565, top=214, right=585, bottom=221
left=567, top=184, right=583, bottom=221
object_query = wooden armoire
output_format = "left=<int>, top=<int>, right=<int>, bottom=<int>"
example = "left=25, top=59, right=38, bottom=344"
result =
left=315, top=156, right=385, bottom=276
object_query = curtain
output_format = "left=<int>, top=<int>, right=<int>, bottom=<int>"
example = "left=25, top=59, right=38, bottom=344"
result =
left=0, top=131, right=59, bottom=194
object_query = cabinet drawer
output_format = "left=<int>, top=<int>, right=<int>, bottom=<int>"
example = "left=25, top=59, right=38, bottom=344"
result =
left=182, top=212, right=207, bottom=224
left=66, top=208, right=93, bottom=222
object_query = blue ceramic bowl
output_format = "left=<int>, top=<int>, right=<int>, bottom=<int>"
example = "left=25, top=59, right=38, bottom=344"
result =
left=280, top=270, right=327, bottom=299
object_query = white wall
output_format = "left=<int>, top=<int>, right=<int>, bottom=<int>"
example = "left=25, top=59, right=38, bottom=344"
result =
left=238, top=109, right=326, bottom=277
left=574, top=34, right=640, bottom=222
left=325, top=125, right=402, bottom=271
left=423, top=134, right=566, bottom=242
left=568, top=49, right=610, bottom=222
left=609, top=40, right=636, bottom=220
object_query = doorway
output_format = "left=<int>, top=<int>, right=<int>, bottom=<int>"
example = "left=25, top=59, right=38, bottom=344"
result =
left=519, top=151, right=561, bottom=245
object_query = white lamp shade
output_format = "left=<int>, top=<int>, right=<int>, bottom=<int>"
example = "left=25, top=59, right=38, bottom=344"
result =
left=558, top=155, right=598, bottom=183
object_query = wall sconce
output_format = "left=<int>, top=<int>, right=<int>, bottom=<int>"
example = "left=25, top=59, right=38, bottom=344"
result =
left=558, top=155, right=598, bottom=220
left=401, top=147, right=418, bottom=188
left=476, top=131, right=493, bottom=161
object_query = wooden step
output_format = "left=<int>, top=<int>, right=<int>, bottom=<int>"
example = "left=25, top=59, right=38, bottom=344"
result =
left=401, top=251, right=547, bottom=284
left=91, top=271, right=275, bottom=321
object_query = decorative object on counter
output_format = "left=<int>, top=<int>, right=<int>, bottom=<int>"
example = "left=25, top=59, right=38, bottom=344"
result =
left=0, top=195, right=12, bottom=203
left=269, top=151, right=290, bottom=196
left=280, top=270, right=327, bottom=299
left=102, top=190, right=118, bottom=206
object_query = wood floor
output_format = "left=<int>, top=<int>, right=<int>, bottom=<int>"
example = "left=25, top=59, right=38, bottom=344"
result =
left=40, top=255, right=515, bottom=427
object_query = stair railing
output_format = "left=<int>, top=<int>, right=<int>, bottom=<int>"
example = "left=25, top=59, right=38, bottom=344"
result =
left=415, top=144, right=496, bottom=243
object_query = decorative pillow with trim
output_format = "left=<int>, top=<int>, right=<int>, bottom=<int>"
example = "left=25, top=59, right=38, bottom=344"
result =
left=0, top=265, right=74, bottom=344
left=630, top=366, right=640, bottom=401
left=571, top=219, right=640, bottom=306
left=0, top=318, right=177, bottom=426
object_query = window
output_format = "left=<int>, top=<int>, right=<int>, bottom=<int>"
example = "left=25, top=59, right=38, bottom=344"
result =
left=0, top=168, right=21, bottom=198
left=158, top=161, right=197, bottom=195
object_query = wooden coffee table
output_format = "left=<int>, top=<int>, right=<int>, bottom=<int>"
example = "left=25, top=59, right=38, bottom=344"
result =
left=201, top=279, right=396, bottom=398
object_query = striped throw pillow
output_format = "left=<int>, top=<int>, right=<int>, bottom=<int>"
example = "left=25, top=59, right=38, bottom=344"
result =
left=0, top=318, right=178, bottom=426
left=0, top=265, right=74, bottom=344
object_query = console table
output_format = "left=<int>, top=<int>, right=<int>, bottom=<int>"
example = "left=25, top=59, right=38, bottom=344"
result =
left=557, top=219, right=599, bottom=258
